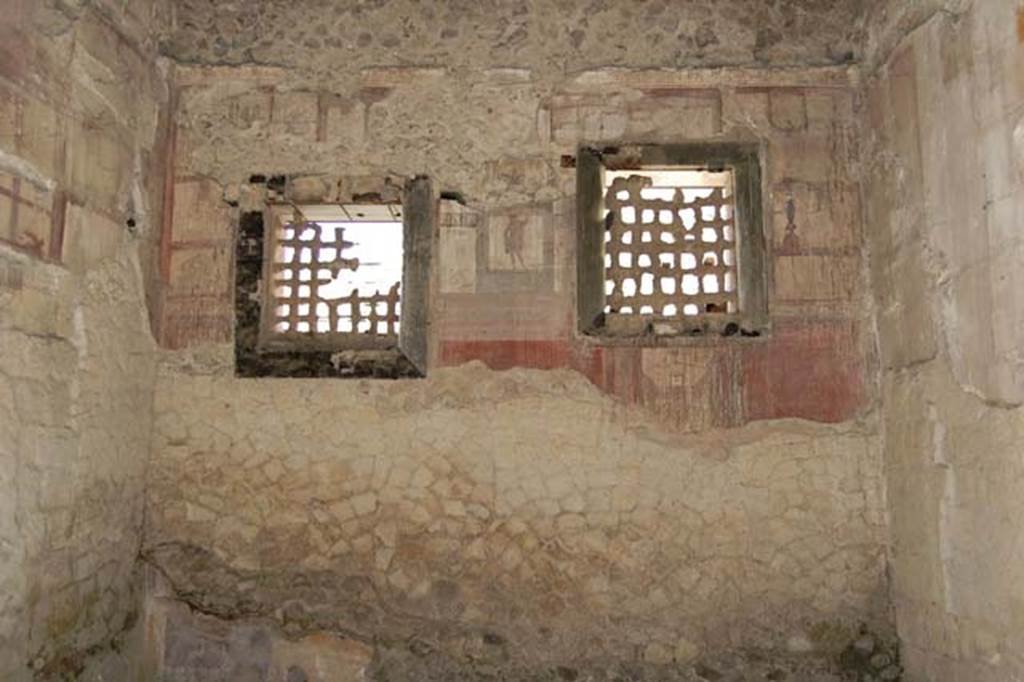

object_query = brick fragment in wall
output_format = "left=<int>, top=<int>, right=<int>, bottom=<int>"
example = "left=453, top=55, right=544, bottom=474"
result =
left=151, top=598, right=373, bottom=681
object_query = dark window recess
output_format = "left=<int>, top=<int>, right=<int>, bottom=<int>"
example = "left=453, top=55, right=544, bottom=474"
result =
left=234, top=176, right=434, bottom=378
left=576, top=144, right=768, bottom=341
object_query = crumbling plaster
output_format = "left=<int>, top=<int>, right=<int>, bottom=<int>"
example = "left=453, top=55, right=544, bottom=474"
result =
left=19, top=0, right=1023, bottom=678
left=861, top=0, right=1024, bottom=680
left=0, top=0, right=172, bottom=679
left=164, top=0, right=868, bottom=73
left=147, top=354, right=889, bottom=672
left=143, top=1, right=895, bottom=677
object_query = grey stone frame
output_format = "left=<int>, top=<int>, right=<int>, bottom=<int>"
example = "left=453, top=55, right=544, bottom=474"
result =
left=576, top=143, right=769, bottom=340
left=234, top=175, right=433, bottom=378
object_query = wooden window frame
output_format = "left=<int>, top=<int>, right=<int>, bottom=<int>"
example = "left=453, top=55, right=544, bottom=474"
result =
left=576, top=143, right=769, bottom=342
left=234, top=176, right=433, bottom=378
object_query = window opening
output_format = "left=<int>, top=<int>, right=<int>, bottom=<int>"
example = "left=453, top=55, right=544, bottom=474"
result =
left=603, top=169, right=738, bottom=320
left=263, top=204, right=403, bottom=348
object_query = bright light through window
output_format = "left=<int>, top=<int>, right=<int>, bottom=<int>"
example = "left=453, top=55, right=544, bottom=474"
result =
left=269, top=215, right=403, bottom=337
left=316, top=222, right=403, bottom=301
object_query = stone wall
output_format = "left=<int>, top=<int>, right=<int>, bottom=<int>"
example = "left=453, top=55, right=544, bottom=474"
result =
left=161, top=64, right=872, bottom=430
left=163, top=0, right=867, bottom=71
left=147, top=359, right=889, bottom=678
left=0, top=0, right=171, bottom=678
left=146, top=2, right=893, bottom=678
left=861, top=0, right=1024, bottom=680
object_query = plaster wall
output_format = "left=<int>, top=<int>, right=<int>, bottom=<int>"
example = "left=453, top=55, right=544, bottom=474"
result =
left=146, top=2, right=892, bottom=679
left=861, top=1, right=1024, bottom=680
left=0, top=0, right=171, bottom=678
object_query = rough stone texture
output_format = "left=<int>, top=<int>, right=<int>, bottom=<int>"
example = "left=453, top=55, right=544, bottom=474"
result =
left=141, top=2, right=894, bottom=677
left=861, top=0, right=1024, bottom=680
left=0, top=0, right=171, bottom=678
left=145, top=355, right=890, bottom=677
left=6, top=0, right=971, bottom=679
left=162, top=0, right=867, bottom=73
left=147, top=576, right=901, bottom=682
left=144, top=578, right=375, bottom=682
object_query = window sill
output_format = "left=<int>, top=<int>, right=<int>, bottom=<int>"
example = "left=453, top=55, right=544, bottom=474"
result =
left=235, top=346, right=422, bottom=379
left=576, top=322, right=771, bottom=348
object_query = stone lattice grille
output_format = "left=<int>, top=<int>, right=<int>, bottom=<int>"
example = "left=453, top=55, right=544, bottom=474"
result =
left=603, top=171, right=738, bottom=318
left=270, top=221, right=400, bottom=337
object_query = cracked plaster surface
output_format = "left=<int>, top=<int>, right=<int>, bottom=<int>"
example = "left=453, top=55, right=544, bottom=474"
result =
left=0, top=249, right=158, bottom=680
left=861, top=1, right=1024, bottom=679
left=146, top=355, right=890, bottom=666
left=0, top=0, right=171, bottom=678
